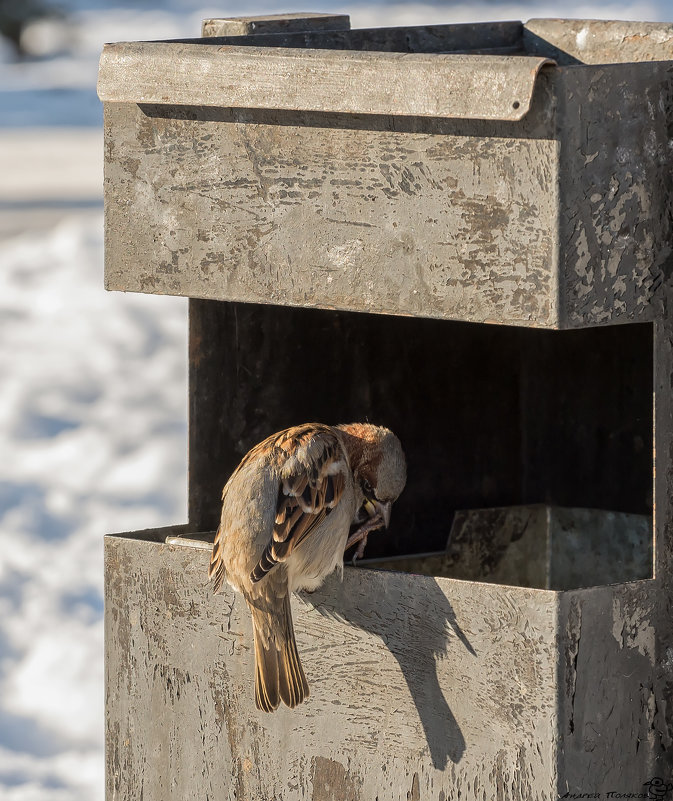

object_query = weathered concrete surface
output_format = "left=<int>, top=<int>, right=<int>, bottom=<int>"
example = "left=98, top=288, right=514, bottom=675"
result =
left=555, top=583, right=665, bottom=792
left=105, top=530, right=667, bottom=800
left=652, top=317, right=673, bottom=779
left=103, top=99, right=559, bottom=327
left=99, top=19, right=673, bottom=328
left=361, top=505, right=653, bottom=590
left=201, top=13, right=351, bottom=38
left=106, top=531, right=557, bottom=800
left=525, top=18, right=673, bottom=66
left=97, top=43, right=552, bottom=122
left=557, top=62, right=673, bottom=327
left=101, top=16, right=673, bottom=801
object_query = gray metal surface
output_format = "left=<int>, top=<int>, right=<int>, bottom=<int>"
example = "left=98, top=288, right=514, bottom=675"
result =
left=195, top=20, right=524, bottom=54
left=525, top=18, right=673, bottom=64
left=102, top=100, right=559, bottom=326
left=101, top=14, right=673, bottom=800
left=556, top=63, right=673, bottom=327
left=97, top=43, right=551, bottom=121
left=106, top=529, right=665, bottom=800
left=359, top=505, right=653, bottom=590
left=98, top=18, right=673, bottom=328
left=202, top=13, right=351, bottom=38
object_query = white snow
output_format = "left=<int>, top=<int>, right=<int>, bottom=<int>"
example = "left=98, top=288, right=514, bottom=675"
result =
left=1, top=0, right=671, bottom=799
left=0, top=212, right=188, bottom=801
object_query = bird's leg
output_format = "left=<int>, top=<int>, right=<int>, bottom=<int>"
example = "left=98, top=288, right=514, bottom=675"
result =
left=345, top=514, right=382, bottom=550
left=353, top=534, right=369, bottom=562
left=345, top=513, right=384, bottom=564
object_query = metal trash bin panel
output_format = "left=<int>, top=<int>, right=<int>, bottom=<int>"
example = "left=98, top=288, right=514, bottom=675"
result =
left=105, top=529, right=663, bottom=800
left=98, top=19, right=673, bottom=328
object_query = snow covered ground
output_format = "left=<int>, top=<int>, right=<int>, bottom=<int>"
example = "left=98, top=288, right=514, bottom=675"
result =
left=0, top=136, right=188, bottom=799
left=1, top=1, right=670, bottom=799
left=0, top=214, right=188, bottom=801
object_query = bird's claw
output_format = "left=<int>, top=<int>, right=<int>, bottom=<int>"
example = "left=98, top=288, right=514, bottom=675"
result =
left=351, top=533, right=369, bottom=565
left=345, top=513, right=384, bottom=563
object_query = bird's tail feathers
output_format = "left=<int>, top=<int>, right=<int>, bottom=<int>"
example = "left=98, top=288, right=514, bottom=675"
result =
left=251, top=594, right=309, bottom=712
left=278, top=593, right=309, bottom=708
left=253, top=617, right=280, bottom=712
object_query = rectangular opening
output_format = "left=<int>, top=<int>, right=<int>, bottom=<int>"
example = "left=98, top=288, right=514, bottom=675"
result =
left=184, top=18, right=673, bottom=66
left=188, top=300, right=653, bottom=590
left=179, top=21, right=527, bottom=54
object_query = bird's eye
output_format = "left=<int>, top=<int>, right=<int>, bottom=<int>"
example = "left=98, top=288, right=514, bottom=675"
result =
left=362, top=479, right=373, bottom=495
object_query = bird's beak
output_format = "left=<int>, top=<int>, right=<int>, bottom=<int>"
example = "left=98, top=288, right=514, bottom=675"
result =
left=374, top=500, right=392, bottom=529
left=363, top=498, right=392, bottom=529
left=362, top=498, right=376, bottom=518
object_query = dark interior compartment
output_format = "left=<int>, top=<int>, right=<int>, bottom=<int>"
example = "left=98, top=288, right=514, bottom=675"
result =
left=188, top=299, right=653, bottom=580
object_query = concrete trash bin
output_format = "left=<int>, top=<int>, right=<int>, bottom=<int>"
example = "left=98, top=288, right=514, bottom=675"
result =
left=99, top=14, right=673, bottom=801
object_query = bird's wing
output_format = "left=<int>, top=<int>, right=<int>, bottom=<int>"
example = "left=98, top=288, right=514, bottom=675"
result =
left=249, top=423, right=347, bottom=583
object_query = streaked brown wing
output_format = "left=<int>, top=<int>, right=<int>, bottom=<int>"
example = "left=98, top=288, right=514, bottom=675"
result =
left=209, top=428, right=290, bottom=592
left=250, top=424, right=347, bottom=583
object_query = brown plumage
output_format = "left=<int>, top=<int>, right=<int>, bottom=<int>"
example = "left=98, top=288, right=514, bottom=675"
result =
left=208, top=422, right=406, bottom=712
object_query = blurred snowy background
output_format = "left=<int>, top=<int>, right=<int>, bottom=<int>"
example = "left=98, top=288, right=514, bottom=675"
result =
left=0, top=0, right=668, bottom=798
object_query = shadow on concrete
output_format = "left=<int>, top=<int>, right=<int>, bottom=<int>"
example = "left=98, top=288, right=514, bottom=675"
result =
left=304, top=568, right=475, bottom=769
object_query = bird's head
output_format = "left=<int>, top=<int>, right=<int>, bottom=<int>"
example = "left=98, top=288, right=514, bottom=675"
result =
left=337, top=423, right=407, bottom=528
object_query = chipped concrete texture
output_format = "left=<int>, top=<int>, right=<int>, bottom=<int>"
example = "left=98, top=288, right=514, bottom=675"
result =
left=103, top=101, right=559, bottom=327
left=105, top=532, right=670, bottom=800
left=312, top=757, right=362, bottom=801
left=106, top=532, right=562, bottom=800
left=100, top=20, right=673, bottom=329
left=558, top=62, right=673, bottom=327
left=556, top=583, right=667, bottom=791
left=101, top=17, right=673, bottom=800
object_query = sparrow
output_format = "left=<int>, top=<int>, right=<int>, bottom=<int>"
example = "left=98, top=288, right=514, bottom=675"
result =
left=208, top=422, right=406, bottom=712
